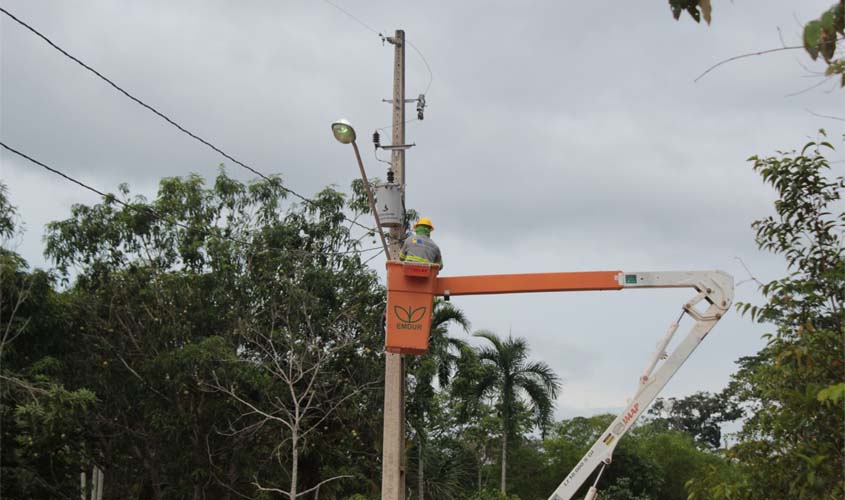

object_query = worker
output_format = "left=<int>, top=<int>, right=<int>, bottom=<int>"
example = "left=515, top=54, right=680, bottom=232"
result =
left=399, top=217, right=443, bottom=268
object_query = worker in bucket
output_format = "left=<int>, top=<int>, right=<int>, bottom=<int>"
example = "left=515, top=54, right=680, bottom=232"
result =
left=399, top=217, right=443, bottom=268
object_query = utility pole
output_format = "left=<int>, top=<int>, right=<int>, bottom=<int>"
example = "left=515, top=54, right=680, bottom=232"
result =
left=382, top=28, right=406, bottom=500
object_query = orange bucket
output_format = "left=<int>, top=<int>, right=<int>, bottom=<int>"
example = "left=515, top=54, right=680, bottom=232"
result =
left=385, top=261, right=439, bottom=355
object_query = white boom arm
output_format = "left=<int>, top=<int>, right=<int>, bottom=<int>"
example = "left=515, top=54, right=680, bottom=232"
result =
left=547, top=271, right=734, bottom=500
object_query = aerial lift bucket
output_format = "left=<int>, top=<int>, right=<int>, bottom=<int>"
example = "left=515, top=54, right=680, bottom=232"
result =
left=385, top=260, right=439, bottom=355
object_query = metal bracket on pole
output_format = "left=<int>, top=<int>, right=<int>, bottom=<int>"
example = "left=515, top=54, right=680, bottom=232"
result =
left=379, top=143, right=416, bottom=151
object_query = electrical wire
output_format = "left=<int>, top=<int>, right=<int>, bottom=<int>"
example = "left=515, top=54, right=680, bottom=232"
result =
left=0, top=141, right=382, bottom=260
left=374, top=148, right=392, bottom=166
left=317, top=0, right=434, bottom=97
left=0, top=6, right=376, bottom=235
left=376, top=118, right=419, bottom=132
left=361, top=249, right=385, bottom=267
left=406, top=39, right=434, bottom=95
left=319, top=0, right=384, bottom=38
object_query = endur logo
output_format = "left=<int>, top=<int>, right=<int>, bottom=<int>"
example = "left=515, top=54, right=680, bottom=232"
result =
left=393, top=305, right=427, bottom=330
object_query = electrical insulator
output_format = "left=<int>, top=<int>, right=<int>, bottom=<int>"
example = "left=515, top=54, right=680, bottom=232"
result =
left=416, top=94, right=426, bottom=121
left=373, top=130, right=381, bottom=148
left=387, top=169, right=394, bottom=183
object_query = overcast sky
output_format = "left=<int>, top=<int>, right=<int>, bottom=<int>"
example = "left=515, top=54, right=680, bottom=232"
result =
left=2, top=0, right=843, bottom=419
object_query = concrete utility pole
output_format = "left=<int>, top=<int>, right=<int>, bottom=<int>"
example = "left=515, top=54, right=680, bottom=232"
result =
left=382, top=28, right=406, bottom=500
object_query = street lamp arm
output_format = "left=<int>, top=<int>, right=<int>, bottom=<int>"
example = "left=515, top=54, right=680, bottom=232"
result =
left=351, top=141, right=392, bottom=260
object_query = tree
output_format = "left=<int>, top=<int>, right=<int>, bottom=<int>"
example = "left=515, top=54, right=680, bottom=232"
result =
left=542, top=414, right=730, bottom=500
left=471, top=331, right=560, bottom=494
left=688, top=134, right=844, bottom=498
left=648, top=391, right=741, bottom=449
left=406, top=393, right=476, bottom=500
left=407, top=299, right=470, bottom=500
left=29, top=170, right=386, bottom=499
left=1, top=182, right=97, bottom=499
left=211, top=313, right=374, bottom=499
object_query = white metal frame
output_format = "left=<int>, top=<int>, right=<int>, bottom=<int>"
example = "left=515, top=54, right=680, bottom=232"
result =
left=547, top=270, right=734, bottom=500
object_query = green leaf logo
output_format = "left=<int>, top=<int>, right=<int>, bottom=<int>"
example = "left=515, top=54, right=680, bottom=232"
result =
left=394, top=305, right=427, bottom=323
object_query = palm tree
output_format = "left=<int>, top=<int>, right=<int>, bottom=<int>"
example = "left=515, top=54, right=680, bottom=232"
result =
left=473, top=330, right=561, bottom=494
left=408, top=298, right=470, bottom=500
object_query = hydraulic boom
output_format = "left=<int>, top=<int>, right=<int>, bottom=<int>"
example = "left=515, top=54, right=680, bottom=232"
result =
left=384, top=264, right=733, bottom=499
left=547, top=271, right=733, bottom=500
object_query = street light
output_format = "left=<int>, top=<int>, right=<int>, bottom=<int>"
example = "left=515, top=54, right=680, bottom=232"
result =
left=331, top=119, right=391, bottom=259
left=331, top=119, right=357, bottom=144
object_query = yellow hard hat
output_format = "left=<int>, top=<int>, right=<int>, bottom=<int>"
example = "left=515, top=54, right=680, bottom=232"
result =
left=414, top=217, right=434, bottom=231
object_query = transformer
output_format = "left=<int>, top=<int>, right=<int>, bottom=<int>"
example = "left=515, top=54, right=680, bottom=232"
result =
left=375, top=183, right=404, bottom=228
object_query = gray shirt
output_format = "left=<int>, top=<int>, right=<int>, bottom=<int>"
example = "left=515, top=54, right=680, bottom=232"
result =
left=399, top=233, right=443, bottom=267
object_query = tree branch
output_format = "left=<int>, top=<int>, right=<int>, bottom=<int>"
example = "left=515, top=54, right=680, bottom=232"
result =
left=695, top=44, right=806, bottom=82
left=694, top=37, right=844, bottom=83
left=294, top=475, right=354, bottom=497
left=805, top=108, right=845, bottom=122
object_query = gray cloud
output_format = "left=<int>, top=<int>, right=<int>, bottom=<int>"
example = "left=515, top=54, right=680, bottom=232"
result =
left=2, top=0, right=842, bottom=417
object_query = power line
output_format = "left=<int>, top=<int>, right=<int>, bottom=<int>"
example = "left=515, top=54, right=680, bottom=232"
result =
left=0, top=6, right=375, bottom=235
left=0, top=141, right=382, bottom=259
left=319, top=0, right=383, bottom=37
left=361, top=248, right=385, bottom=266
left=406, top=39, right=434, bottom=95
left=318, top=0, right=434, bottom=95
left=376, top=118, right=418, bottom=132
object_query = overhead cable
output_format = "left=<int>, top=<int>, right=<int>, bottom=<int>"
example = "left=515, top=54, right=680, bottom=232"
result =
left=318, top=0, right=434, bottom=97
left=0, top=142, right=382, bottom=259
left=0, top=6, right=376, bottom=235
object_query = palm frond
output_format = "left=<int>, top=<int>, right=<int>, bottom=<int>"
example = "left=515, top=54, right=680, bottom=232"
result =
left=516, top=375, right=555, bottom=430
left=519, top=360, right=562, bottom=398
left=431, top=299, right=471, bottom=334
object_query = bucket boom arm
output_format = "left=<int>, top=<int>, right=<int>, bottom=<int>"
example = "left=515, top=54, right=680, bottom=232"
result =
left=386, top=264, right=733, bottom=499
left=547, top=271, right=733, bottom=500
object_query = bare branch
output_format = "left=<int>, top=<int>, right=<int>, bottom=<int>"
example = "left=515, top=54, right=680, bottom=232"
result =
left=294, top=475, right=354, bottom=498
left=695, top=37, right=844, bottom=83
left=253, top=479, right=289, bottom=495
left=0, top=373, right=50, bottom=400
left=805, top=108, right=845, bottom=122
left=300, top=380, right=379, bottom=440
left=114, top=352, right=172, bottom=403
left=785, top=76, right=837, bottom=97
left=0, top=263, right=34, bottom=359
left=695, top=44, right=806, bottom=83
left=735, top=256, right=764, bottom=288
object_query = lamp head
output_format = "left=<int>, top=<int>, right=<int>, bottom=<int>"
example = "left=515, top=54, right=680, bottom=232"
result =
left=331, top=119, right=356, bottom=144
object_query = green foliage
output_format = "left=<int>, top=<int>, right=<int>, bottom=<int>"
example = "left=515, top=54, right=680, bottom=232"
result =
left=0, top=182, right=16, bottom=239
left=407, top=299, right=471, bottom=500
left=648, top=391, right=741, bottom=449
left=817, top=381, right=845, bottom=403
left=469, top=330, right=561, bottom=493
left=688, top=134, right=845, bottom=499
left=3, top=171, right=387, bottom=499
left=472, top=331, right=561, bottom=436
left=668, top=0, right=712, bottom=25
left=464, top=489, right=521, bottom=500
left=804, top=3, right=845, bottom=85
left=599, top=477, right=654, bottom=500
left=538, top=415, right=728, bottom=500
left=1, top=183, right=98, bottom=498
